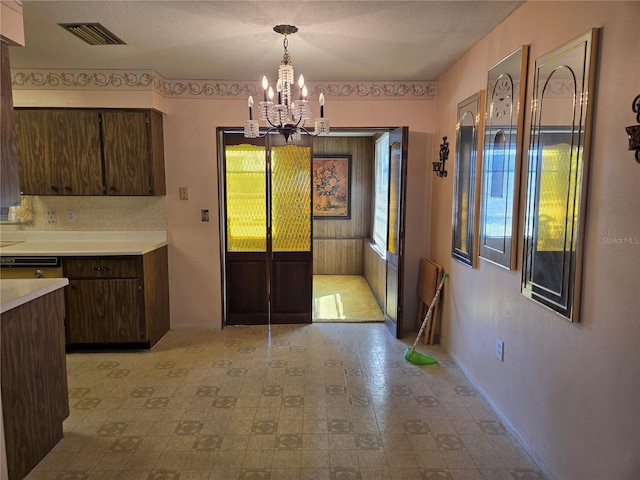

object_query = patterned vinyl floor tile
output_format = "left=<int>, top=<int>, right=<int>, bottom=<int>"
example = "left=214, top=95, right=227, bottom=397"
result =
left=24, top=324, right=545, bottom=480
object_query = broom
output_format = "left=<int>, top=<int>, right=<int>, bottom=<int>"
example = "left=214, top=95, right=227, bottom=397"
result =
left=404, top=272, right=448, bottom=365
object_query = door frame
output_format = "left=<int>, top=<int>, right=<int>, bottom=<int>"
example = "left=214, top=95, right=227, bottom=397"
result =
left=384, top=127, right=409, bottom=338
left=217, top=128, right=313, bottom=327
left=217, top=126, right=408, bottom=337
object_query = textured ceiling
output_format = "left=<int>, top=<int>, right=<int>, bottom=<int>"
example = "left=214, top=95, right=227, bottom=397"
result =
left=10, top=1, right=524, bottom=82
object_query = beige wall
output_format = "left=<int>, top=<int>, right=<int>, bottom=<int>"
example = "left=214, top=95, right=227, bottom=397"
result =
left=0, top=1, right=25, bottom=46
left=163, top=97, right=434, bottom=330
left=431, top=2, right=639, bottom=478
left=8, top=82, right=434, bottom=331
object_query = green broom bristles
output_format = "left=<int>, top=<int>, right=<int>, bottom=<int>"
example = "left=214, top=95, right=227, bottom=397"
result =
left=404, top=347, right=437, bottom=365
left=403, top=272, right=448, bottom=366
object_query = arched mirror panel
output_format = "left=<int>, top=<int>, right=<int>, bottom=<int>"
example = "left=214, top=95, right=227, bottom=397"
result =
left=452, top=92, right=484, bottom=267
left=480, top=46, right=529, bottom=269
left=522, top=29, right=599, bottom=322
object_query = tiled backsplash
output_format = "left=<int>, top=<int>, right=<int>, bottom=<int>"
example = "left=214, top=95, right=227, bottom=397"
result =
left=1, top=195, right=166, bottom=232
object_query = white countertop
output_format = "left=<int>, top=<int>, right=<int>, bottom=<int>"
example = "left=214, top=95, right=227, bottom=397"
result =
left=0, top=231, right=167, bottom=256
left=0, top=278, right=69, bottom=314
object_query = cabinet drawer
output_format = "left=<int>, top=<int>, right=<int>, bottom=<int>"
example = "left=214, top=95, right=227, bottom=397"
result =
left=62, top=257, right=141, bottom=278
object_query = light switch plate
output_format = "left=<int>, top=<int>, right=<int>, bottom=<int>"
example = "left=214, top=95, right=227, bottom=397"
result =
left=496, top=338, right=504, bottom=361
left=179, top=187, right=189, bottom=200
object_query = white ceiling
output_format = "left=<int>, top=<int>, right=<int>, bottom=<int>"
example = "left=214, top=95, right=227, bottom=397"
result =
left=10, top=1, right=524, bottom=82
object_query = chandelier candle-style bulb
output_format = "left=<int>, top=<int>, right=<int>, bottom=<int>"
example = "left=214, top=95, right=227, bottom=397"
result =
left=276, top=78, right=282, bottom=105
left=319, top=92, right=325, bottom=118
left=262, top=76, right=269, bottom=101
left=248, top=96, right=253, bottom=120
left=298, top=75, right=305, bottom=100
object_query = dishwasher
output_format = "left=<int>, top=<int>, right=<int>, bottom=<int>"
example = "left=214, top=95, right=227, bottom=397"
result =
left=0, top=256, right=63, bottom=278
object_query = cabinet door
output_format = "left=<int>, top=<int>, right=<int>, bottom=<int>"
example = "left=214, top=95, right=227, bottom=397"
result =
left=54, top=110, right=103, bottom=195
left=1, top=39, right=21, bottom=208
left=14, top=110, right=61, bottom=194
left=66, top=279, right=144, bottom=344
left=14, top=109, right=103, bottom=195
left=102, top=111, right=152, bottom=195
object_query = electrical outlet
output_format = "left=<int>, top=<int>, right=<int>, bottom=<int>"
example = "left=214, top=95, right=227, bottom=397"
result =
left=496, top=338, right=504, bottom=361
left=201, top=209, right=209, bottom=222
left=67, top=211, right=75, bottom=223
left=47, top=211, right=56, bottom=224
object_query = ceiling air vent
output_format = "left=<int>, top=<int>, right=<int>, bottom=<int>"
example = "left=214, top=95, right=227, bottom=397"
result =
left=59, top=23, right=126, bottom=45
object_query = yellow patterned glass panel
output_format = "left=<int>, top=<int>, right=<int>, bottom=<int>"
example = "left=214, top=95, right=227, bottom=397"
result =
left=388, top=141, right=401, bottom=255
left=225, top=144, right=267, bottom=252
left=272, top=144, right=311, bottom=252
left=536, top=144, right=581, bottom=251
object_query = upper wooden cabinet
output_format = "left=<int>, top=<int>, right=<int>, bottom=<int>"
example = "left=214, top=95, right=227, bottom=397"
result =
left=14, top=108, right=166, bottom=196
left=1, top=38, right=21, bottom=209
left=15, top=109, right=103, bottom=195
left=102, top=110, right=166, bottom=195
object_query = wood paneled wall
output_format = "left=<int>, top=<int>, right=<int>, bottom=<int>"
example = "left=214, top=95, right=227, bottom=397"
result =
left=313, top=136, right=373, bottom=274
left=364, top=240, right=387, bottom=308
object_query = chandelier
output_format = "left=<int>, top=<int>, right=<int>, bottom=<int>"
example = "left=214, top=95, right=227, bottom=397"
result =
left=244, top=24, right=329, bottom=142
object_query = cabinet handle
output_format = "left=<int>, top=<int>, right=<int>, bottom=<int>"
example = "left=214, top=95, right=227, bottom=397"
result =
left=110, top=186, right=117, bottom=192
left=51, top=186, right=59, bottom=192
left=95, top=266, right=110, bottom=272
left=64, top=186, right=73, bottom=192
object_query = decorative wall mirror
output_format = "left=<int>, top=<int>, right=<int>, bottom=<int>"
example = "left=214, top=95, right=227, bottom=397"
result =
left=522, top=29, right=599, bottom=322
left=452, top=91, right=484, bottom=267
left=479, top=46, right=529, bottom=269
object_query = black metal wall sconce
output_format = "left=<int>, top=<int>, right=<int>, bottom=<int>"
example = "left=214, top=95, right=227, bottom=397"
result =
left=433, top=136, right=449, bottom=177
left=626, top=94, right=640, bottom=164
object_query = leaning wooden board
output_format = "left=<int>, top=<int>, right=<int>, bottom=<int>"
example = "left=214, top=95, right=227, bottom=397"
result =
left=416, top=258, right=443, bottom=344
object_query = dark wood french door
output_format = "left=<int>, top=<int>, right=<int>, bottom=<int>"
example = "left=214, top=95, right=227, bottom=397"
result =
left=384, top=127, right=409, bottom=338
left=219, top=131, right=313, bottom=326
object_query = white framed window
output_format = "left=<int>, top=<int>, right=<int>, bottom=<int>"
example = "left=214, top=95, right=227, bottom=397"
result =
left=372, top=132, right=390, bottom=253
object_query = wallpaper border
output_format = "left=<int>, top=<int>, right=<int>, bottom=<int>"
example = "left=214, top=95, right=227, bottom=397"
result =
left=11, top=69, right=436, bottom=100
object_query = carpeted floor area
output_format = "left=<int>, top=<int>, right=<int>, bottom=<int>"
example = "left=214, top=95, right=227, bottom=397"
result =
left=312, top=275, right=384, bottom=323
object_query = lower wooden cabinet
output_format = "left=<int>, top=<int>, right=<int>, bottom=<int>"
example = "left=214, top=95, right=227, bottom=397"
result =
left=62, top=246, right=169, bottom=349
left=66, top=278, right=144, bottom=343
left=1, top=289, right=68, bottom=480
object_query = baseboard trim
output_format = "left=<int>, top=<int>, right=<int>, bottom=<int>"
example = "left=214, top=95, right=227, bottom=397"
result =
left=448, top=351, right=555, bottom=480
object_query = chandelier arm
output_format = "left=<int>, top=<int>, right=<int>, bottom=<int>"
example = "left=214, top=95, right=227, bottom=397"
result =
left=297, top=126, right=321, bottom=137
left=255, top=127, right=276, bottom=138
left=265, top=116, right=281, bottom=129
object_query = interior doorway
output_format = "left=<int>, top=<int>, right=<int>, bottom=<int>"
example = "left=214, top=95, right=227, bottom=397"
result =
left=310, top=127, right=408, bottom=336
left=218, top=127, right=408, bottom=338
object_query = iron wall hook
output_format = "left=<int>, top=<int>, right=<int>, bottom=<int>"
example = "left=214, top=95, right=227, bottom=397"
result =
left=433, top=136, right=449, bottom=177
left=625, top=94, right=640, bottom=164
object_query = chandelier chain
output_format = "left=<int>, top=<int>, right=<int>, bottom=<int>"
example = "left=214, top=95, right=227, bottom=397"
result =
left=282, top=35, right=291, bottom=65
